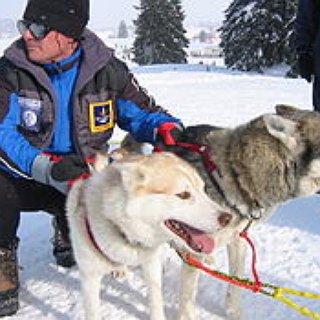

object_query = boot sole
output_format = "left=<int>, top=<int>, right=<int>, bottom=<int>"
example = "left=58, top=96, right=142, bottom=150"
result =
left=54, top=251, right=76, bottom=268
left=0, top=290, right=19, bottom=317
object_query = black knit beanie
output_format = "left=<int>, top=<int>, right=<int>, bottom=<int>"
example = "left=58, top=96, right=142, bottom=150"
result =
left=23, top=0, right=90, bottom=39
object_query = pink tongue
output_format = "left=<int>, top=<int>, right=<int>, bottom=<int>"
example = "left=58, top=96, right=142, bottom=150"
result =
left=182, top=223, right=214, bottom=254
left=189, top=232, right=214, bottom=254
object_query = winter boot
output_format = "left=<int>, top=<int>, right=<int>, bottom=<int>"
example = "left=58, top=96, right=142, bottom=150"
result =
left=0, top=239, right=19, bottom=317
left=52, top=218, right=75, bottom=268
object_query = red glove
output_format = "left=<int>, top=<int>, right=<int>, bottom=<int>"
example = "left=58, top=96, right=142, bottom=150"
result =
left=155, top=122, right=183, bottom=146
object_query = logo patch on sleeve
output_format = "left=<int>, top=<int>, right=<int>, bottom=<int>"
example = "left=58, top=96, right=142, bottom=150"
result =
left=89, top=100, right=114, bottom=133
left=19, top=97, right=42, bottom=132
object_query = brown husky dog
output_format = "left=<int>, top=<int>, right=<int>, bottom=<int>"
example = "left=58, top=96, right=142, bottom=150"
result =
left=173, top=105, right=320, bottom=320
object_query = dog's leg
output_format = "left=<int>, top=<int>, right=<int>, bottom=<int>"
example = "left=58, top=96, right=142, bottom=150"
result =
left=80, top=268, right=104, bottom=320
left=141, top=247, right=166, bottom=320
left=225, top=237, right=246, bottom=320
left=177, top=263, right=200, bottom=320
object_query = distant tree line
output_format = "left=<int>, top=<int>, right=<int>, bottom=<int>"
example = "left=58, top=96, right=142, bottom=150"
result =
left=129, top=0, right=299, bottom=73
left=219, top=0, right=298, bottom=75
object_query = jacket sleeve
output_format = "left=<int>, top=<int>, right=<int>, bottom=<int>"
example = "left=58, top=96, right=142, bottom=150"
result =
left=295, top=0, right=318, bottom=53
left=110, top=57, right=182, bottom=143
left=0, top=87, right=41, bottom=176
left=116, top=99, right=181, bottom=143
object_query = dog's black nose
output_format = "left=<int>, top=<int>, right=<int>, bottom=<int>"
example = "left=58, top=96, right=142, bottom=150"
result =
left=218, top=212, right=232, bottom=227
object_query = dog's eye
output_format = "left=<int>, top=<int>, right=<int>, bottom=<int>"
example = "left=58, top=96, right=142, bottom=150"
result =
left=175, top=191, right=191, bottom=199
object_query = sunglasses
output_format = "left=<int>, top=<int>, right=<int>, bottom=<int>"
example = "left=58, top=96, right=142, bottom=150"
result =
left=17, top=20, right=51, bottom=40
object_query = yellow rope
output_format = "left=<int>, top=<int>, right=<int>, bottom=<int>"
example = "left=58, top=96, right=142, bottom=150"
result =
left=262, top=285, right=320, bottom=320
left=180, top=252, right=320, bottom=319
left=211, top=271, right=320, bottom=319
left=215, top=272, right=320, bottom=319
left=220, top=274, right=320, bottom=319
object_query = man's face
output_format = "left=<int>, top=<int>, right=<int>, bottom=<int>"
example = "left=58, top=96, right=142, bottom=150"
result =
left=22, top=29, right=77, bottom=64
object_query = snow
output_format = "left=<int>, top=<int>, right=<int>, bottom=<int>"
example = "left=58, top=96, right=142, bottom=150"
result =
left=2, top=54, right=320, bottom=319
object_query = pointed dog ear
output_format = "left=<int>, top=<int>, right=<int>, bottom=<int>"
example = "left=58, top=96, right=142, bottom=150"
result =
left=275, top=104, right=299, bottom=116
left=114, top=157, right=148, bottom=195
left=263, top=114, right=298, bottom=150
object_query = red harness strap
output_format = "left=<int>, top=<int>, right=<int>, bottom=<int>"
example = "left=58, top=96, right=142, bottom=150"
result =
left=240, top=231, right=262, bottom=290
left=176, top=142, right=217, bottom=173
left=83, top=213, right=121, bottom=265
left=154, top=142, right=218, bottom=174
left=67, top=173, right=91, bottom=188
left=84, top=216, right=105, bottom=256
left=182, top=230, right=262, bottom=293
left=75, top=172, right=107, bottom=258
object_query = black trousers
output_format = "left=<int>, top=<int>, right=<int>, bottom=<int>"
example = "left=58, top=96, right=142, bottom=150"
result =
left=313, top=77, right=320, bottom=112
left=0, top=170, right=68, bottom=248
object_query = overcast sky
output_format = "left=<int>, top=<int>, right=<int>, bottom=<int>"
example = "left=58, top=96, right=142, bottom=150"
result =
left=1, top=0, right=230, bottom=30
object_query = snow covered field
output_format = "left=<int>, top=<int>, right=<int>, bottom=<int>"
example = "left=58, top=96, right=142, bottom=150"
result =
left=1, top=57, right=320, bottom=319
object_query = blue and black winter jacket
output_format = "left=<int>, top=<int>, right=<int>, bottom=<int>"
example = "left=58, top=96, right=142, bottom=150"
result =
left=295, top=0, right=320, bottom=110
left=0, top=29, right=180, bottom=178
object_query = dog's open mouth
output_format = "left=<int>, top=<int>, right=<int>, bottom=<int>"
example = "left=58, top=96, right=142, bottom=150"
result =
left=164, top=219, right=214, bottom=254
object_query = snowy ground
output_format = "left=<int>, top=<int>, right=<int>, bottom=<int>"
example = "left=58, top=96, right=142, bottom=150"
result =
left=2, top=61, right=320, bottom=320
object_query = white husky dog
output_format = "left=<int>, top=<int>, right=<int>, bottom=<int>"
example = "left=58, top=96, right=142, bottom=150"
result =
left=67, top=152, right=232, bottom=320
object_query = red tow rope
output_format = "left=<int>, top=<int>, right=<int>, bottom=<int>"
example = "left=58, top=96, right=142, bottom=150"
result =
left=182, top=228, right=262, bottom=293
left=239, top=231, right=262, bottom=291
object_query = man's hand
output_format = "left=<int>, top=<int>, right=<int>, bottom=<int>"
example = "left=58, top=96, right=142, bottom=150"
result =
left=297, top=53, right=313, bottom=83
left=31, top=154, right=90, bottom=194
left=154, top=122, right=184, bottom=152
left=51, top=155, right=90, bottom=181
left=156, top=122, right=183, bottom=145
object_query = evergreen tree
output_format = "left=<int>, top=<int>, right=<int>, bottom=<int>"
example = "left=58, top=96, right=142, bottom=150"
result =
left=117, top=20, right=129, bottom=39
left=132, top=0, right=189, bottom=65
left=219, top=0, right=298, bottom=73
left=199, top=30, right=209, bottom=43
left=283, top=1, right=300, bottom=77
left=168, top=0, right=190, bottom=62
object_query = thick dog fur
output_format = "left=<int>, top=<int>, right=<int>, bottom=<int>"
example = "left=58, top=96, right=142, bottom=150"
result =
left=173, top=105, right=320, bottom=320
left=66, top=152, right=232, bottom=320
left=120, top=105, right=320, bottom=319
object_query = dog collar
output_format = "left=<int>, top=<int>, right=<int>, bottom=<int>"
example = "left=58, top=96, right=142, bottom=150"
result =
left=173, top=142, right=261, bottom=219
left=78, top=181, right=118, bottom=264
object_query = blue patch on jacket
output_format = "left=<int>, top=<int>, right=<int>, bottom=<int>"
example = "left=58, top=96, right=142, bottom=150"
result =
left=0, top=93, right=41, bottom=174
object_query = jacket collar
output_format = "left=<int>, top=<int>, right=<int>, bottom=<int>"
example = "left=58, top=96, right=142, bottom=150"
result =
left=4, top=29, right=114, bottom=93
left=43, top=47, right=82, bottom=75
